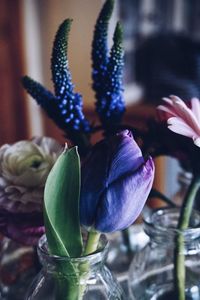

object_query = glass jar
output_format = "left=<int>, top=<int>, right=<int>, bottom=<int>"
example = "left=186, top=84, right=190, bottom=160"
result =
left=128, top=208, right=200, bottom=300
left=172, top=171, right=192, bottom=207
left=107, top=224, right=149, bottom=296
left=26, top=235, right=124, bottom=300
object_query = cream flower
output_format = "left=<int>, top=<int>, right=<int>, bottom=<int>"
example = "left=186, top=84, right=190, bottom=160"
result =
left=0, top=137, right=62, bottom=213
left=157, top=95, right=200, bottom=147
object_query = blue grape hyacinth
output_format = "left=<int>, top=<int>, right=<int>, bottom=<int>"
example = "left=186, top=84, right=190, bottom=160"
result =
left=22, top=19, right=91, bottom=154
left=92, top=0, right=125, bottom=130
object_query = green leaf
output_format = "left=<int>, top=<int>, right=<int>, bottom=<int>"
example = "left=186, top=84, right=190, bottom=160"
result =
left=44, top=146, right=83, bottom=258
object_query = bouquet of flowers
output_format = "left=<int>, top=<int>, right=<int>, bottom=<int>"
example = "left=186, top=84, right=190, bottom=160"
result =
left=3, top=0, right=199, bottom=299
left=21, top=0, right=155, bottom=299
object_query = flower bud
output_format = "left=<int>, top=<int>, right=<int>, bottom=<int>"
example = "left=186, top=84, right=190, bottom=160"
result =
left=80, top=130, right=155, bottom=232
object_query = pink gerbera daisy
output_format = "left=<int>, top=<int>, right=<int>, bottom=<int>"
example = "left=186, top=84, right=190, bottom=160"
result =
left=157, top=95, right=200, bottom=147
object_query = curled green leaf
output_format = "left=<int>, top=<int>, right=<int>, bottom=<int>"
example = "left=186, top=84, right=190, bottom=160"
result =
left=44, top=146, right=83, bottom=258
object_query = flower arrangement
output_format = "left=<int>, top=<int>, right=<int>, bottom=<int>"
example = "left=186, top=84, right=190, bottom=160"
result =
left=22, top=0, right=155, bottom=243
left=42, top=131, right=154, bottom=299
left=5, top=0, right=200, bottom=299
left=21, top=0, right=155, bottom=298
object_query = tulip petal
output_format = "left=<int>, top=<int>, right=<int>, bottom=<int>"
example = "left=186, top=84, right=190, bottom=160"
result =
left=80, top=140, right=109, bottom=227
left=108, top=131, right=145, bottom=183
left=80, top=130, right=145, bottom=229
left=95, top=158, right=155, bottom=232
left=80, top=130, right=155, bottom=232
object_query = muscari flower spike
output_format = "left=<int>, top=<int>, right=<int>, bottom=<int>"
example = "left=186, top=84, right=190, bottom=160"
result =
left=92, top=0, right=125, bottom=130
left=22, top=19, right=91, bottom=147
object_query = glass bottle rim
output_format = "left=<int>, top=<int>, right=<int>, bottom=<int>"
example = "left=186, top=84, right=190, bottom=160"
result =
left=143, top=207, right=200, bottom=242
left=177, top=171, right=192, bottom=185
left=37, top=234, right=109, bottom=264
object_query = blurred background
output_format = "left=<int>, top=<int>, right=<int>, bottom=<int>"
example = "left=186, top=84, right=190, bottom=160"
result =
left=1, top=0, right=200, bottom=200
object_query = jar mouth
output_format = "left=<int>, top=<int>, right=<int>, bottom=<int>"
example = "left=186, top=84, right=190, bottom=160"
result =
left=144, top=207, right=200, bottom=242
left=38, top=234, right=109, bottom=264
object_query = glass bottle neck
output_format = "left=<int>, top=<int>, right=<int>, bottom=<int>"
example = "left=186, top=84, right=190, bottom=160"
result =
left=144, top=208, right=200, bottom=252
left=177, top=171, right=192, bottom=187
left=37, top=235, right=108, bottom=276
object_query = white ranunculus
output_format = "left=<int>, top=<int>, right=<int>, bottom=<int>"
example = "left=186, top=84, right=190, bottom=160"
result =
left=0, top=137, right=62, bottom=213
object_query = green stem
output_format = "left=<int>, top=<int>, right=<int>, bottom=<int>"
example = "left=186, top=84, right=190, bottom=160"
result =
left=75, top=232, right=101, bottom=298
left=174, top=176, right=200, bottom=300
left=56, top=276, right=79, bottom=300
left=54, top=260, right=80, bottom=300
left=84, top=231, right=101, bottom=255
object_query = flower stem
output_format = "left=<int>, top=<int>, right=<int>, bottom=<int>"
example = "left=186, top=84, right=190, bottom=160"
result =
left=56, top=277, right=79, bottom=300
left=174, top=176, right=200, bottom=300
left=84, top=231, right=101, bottom=255
left=77, top=232, right=101, bottom=299
left=56, top=231, right=102, bottom=300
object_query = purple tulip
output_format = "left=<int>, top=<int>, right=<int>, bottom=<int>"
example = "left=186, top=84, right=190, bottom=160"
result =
left=80, top=130, right=155, bottom=232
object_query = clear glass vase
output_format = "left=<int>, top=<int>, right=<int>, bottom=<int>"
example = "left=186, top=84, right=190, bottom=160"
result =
left=107, top=224, right=149, bottom=297
left=25, top=235, right=124, bottom=300
left=128, top=208, right=200, bottom=300
left=172, top=171, right=192, bottom=207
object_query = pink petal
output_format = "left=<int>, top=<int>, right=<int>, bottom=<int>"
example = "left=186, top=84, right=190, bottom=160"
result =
left=162, top=97, right=174, bottom=106
left=169, top=96, right=200, bottom=134
left=168, top=125, right=193, bottom=138
left=157, top=105, right=178, bottom=117
left=168, top=117, right=198, bottom=138
left=158, top=95, right=200, bottom=146
left=163, top=96, right=188, bottom=118
left=167, top=116, right=192, bottom=127
left=191, top=98, right=200, bottom=122
left=170, top=95, right=187, bottom=104
left=193, top=137, right=200, bottom=147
